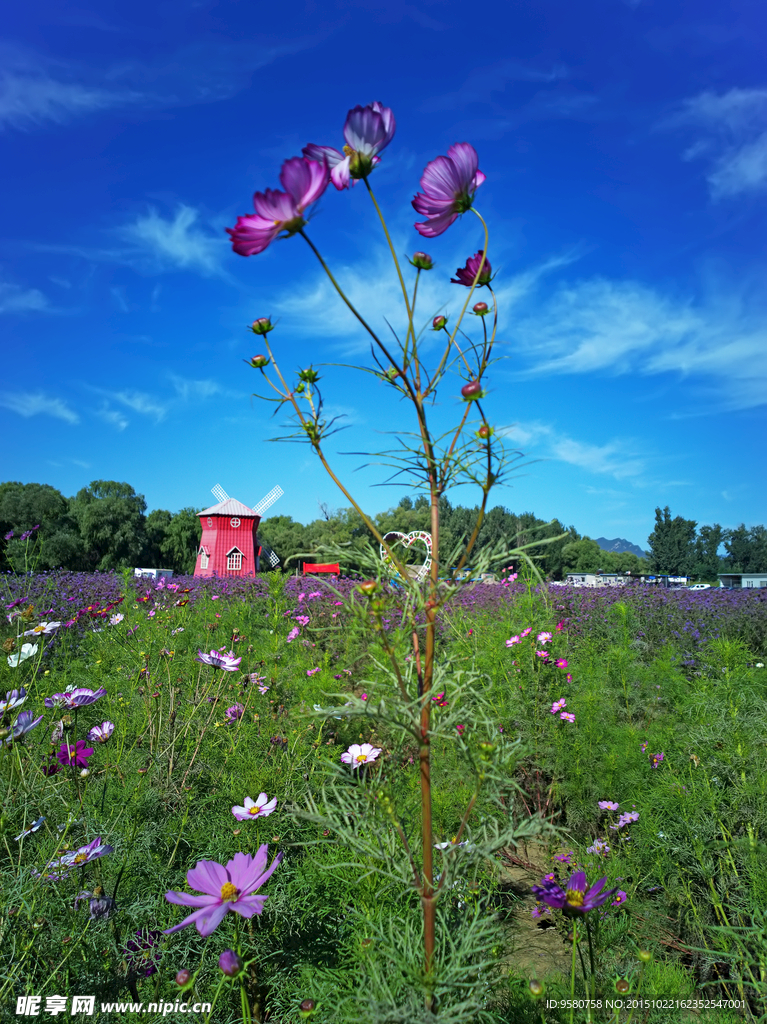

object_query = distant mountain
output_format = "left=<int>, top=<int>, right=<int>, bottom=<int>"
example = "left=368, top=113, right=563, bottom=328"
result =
left=595, top=537, right=648, bottom=560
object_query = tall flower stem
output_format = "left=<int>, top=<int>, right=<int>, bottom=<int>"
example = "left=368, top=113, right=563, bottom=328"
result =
left=570, top=919, right=578, bottom=1024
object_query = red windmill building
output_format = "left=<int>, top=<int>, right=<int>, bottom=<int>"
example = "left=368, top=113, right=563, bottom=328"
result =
left=194, top=483, right=283, bottom=577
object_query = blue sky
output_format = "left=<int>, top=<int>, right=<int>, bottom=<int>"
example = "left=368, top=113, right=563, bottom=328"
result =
left=2, top=0, right=766, bottom=550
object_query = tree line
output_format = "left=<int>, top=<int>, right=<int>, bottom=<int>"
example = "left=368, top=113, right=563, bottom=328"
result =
left=0, top=483, right=762, bottom=580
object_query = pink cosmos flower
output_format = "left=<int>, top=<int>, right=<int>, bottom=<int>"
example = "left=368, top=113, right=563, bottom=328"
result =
left=340, top=742, right=382, bottom=769
left=286, top=626, right=300, bottom=642
left=227, top=156, right=330, bottom=256
left=451, top=251, right=493, bottom=287
left=551, top=699, right=567, bottom=714
left=598, top=801, right=619, bottom=811
left=303, top=101, right=395, bottom=190
left=195, top=649, right=242, bottom=672
left=44, top=686, right=106, bottom=709
left=164, top=847, right=283, bottom=937
left=307, top=667, right=319, bottom=677
left=456, top=724, right=466, bottom=735
left=537, top=632, right=553, bottom=643
left=556, top=658, right=568, bottom=669
left=520, top=627, right=532, bottom=637
left=232, top=794, right=277, bottom=820
left=536, top=650, right=549, bottom=659
left=412, top=142, right=485, bottom=237
left=566, top=673, right=573, bottom=683
left=505, top=635, right=521, bottom=646
left=225, top=703, right=245, bottom=722
left=88, top=721, right=114, bottom=744
left=560, top=712, right=575, bottom=723
left=432, top=692, right=448, bottom=707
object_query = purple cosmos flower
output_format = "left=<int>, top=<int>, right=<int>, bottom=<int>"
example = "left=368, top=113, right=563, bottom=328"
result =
left=560, top=712, right=575, bottom=723
left=3, top=530, right=13, bottom=540
left=598, top=801, right=619, bottom=811
left=556, top=658, right=569, bottom=669
left=303, top=101, right=395, bottom=190
left=218, top=949, right=243, bottom=977
left=56, top=836, right=114, bottom=868
left=164, top=847, right=283, bottom=937
left=88, top=721, right=114, bottom=744
left=531, top=869, right=617, bottom=917
left=341, top=742, right=382, bottom=769
left=44, top=686, right=106, bottom=710
left=610, top=811, right=639, bottom=831
left=587, top=839, right=611, bottom=857
left=55, top=740, right=94, bottom=769
left=0, top=687, right=27, bottom=716
left=75, top=888, right=116, bottom=921
left=432, top=692, right=448, bottom=707
left=649, top=752, right=665, bottom=768
left=227, top=156, right=330, bottom=256
left=4, top=710, right=44, bottom=746
left=15, top=816, right=45, bottom=841
left=306, top=667, right=319, bottom=677
left=611, top=890, right=628, bottom=906
left=451, top=251, right=493, bottom=287
left=640, top=741, right=649, bottom=753
left=412, top=142, right=485, bottom=237
left=124, top=930, right=163, bottom=977
left=554, top=851, right=576, bottom=864
left=225, top=703, right=245, bottom=723
left=551, top=699, right=567, bottom=714
left=195, top=649, right=242, bottom=672
left=232, top=794, right=277, bottom=820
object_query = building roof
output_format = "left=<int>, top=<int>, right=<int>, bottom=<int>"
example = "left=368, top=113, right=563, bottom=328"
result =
left=199, top=497, right=257, bottom=517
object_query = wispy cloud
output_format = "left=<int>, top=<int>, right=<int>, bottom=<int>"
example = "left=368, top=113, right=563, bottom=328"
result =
left=499, top=421, right=646, bottom=480
left=0, top=391, right=79, bottom=424
left=97, top=406, right=129, bottom=431
left=505, top=268, right=767, bottom=411
left=664, top=87, right=767, bottom=199
left=421, top=59, right=569, bottom=113
left=0, top=279, right=50, bottom=314
left=169, top=376, right=228, bottom=401
left=118, top=205, right=227, bottom=278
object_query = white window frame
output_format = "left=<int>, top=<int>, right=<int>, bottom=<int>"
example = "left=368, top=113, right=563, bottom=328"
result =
left=230, top=517, right=241, bottom=528
left=200, top=551, right=209, bottom=569
left=227, top=549, right=243, bottom=571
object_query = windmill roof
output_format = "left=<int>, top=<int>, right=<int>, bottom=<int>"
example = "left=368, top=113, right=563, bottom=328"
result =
left=199, top=498, right=257, bottom=517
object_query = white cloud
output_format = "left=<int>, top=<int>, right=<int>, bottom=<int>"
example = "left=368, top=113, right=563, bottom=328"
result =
left=0, top=391, right=79, bottom=424
left=499, top=421, right=646, bottom=480
left=97, top=406, right=129, bottom=431
left=0, top=280, right=49, bottom=314
left=0, top=70, right=142, bottom=131
left=169, top=376, right=225, bottom=401
left=667, top=87, right=767, bottom=199
left=119, top=205, right=226, bottom=277
left=420, top=59, right=569, bottom=113
left=506, top=270, right=767, bottom=411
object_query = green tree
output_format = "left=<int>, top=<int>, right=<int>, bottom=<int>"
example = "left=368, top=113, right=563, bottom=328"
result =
left=647, top=506, right=697, bottom=575
left=723, top=524, right=767, bottom=574
left=561, top=537, right=606, bottom=573
left=69, top=480, right=148, bottom=572
left=693, top=523, right=726, bottom=580
left=0, top=482, right=84, bottom=571
left=160, top=508, right=202, bottom=575
left=257, top=515, right=309, bottom=570
left=143, top=509, right=173, bottom=567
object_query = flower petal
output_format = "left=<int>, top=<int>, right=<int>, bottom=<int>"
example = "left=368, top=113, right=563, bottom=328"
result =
left=186, top=859, right=229, bottom=896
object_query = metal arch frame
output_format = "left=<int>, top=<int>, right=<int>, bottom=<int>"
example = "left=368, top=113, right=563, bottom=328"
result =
left=380, top=530, right=433, bottom=583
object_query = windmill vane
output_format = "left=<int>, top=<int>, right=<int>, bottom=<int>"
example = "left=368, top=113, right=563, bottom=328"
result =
left=211, top=484, right=230, bottom=503
left=195, top=483, right=283, bottom=576
left=252, top=484, right=284, bottom=516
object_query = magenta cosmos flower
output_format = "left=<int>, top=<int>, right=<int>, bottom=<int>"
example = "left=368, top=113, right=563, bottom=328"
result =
left=532, top=870, right=617, bottom=917
left=54, top=836, right=114, bottom=869
left=412, top=143, right=485, bottom=237
left=303, top=101, right=396, bottom=190
left=56, top=740, right=94, bottom=769
left=195, top=649, right=242, bottom=672
left=164, top=847, right=283, bottom=937
left=451, top=251, right=493, bottom=288
left=227, top=156, right=329, bottom=257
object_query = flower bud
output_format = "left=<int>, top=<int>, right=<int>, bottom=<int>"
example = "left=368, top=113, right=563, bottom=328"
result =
left=410, top=252, right=434, bottom=270
left=250, top=318, right=274, bottom=335
left=249, top=354, right=270, bottom=369
left=383, top=367, right=400, bottom=382
left=432, top=315, right=448, bottom=330
left=298, top=367, right=320, bottom=384
left=298, top=998, right=317, bottom=1018
left=175, top=969, right=192, bottom=988
left=528, top=979, right=546, bottom=999
left=0, top=728, right=10, bottom=742
left=461, top=380, right=483, bottom=401
left=472, top=302, right=489, bottom=315
left=637, top=949, right=653, bottom=963
left=357, top=580, right=380, bottom=597
left=477, top=424, right=492, bottom=440
left=218, top=949, right=243, bottom=977
left=79, top=768, right=90, bottom=778
left=614, top=978, right=631, bottom=994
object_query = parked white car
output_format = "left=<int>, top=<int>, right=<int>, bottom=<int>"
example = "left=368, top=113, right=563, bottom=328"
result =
left=688, top=583, right=711, bottom=590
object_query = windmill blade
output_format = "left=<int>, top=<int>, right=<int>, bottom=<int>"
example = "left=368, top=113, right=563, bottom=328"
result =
left=260, top=540, right=280, bottom=567
left=211, top=484, right=230, bottom=504
left=252, top=485, right=284, bottom=517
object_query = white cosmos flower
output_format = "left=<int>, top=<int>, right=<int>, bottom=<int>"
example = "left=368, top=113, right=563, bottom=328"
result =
left=7, top=643, right=38, bottom=668
left=340, top=742, right=382, bottom=768
left=231, top=794, right=277, bottom=820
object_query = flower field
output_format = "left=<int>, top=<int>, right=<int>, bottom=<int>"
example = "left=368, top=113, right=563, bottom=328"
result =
left=1, top=568, right=766, bottom=1023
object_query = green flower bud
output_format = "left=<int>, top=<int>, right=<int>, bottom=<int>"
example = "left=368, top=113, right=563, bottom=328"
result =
left=461, top=380, right=483, bottom=401
left=528, top=979, right=546, bottom=999
left=637, top=949, right=653, bottom=963
left=249, top=354, right=270, bottom=369
left=250, top=318, right=274, bottom=335
left=472, top=302, right=490, bottom=315
left=432, top=315, right=448, bottom=330
left=410, top=252, right=434, bottom=270
left=357, top=580, right=380, bottom=597
left=298, top=367, right=320, bottom=384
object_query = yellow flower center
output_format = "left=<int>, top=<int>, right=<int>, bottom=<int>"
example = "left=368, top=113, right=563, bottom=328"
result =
left=220, top=882, right=239, bottom=902
left=565, top=889, right=584, bottom=908
left=248, top=806, right=260, bottom=815
left=355, top=754, right=367, bottom=763
left=73, top=853, right=88, bottom=864
left=343, top=144, right=355, bottom=157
